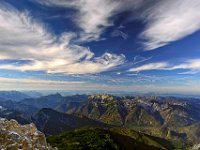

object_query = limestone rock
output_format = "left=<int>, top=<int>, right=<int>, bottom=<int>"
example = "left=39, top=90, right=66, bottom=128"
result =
left=0, top=118, right=57, bottom=150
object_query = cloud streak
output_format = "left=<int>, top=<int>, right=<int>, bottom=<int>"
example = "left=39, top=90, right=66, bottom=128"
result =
left=140, top=0, right=200, bottom=50
left=129, top=62, right=168, bottom=72
left=129, top=59, right=200, bottom=73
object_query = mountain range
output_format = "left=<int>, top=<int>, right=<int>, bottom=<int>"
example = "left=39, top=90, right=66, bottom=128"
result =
left=1, top=92, right=200, bottom=149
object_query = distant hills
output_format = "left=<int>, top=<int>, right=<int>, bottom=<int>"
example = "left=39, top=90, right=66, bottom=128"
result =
left=0, top=106, right=31, bottom=125
left=0, top=91, right=31, bottom=101
left=21, top=93, right=87, bottom=110
left=0, top=91, right=42, bottom=101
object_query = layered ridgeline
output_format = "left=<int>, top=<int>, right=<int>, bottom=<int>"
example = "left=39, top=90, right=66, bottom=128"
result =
left=73, top=95, right=200, bottom=127
left=1, top=93, right=200, bottom=149
left=66, top=94, right=200, bottom=147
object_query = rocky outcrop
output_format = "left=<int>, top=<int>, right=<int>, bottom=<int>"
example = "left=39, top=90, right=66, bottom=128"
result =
left=0, top=118, right=56, bottom=150
left=192, top=143, right=200, bottom=150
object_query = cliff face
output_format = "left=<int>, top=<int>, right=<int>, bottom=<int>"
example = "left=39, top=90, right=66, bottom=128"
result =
left=0, top=118, right=56, bottom=150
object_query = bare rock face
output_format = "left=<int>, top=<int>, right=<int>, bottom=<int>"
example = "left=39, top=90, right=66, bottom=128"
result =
left=0, top=118, right=56, bottom=150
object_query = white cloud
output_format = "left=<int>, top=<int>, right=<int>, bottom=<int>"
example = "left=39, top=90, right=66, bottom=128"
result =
left=171, top=59, right=200, bottom=70
left=36, top=0, right=144, bottom=41
left=171, top=59, right=200, bottom=74
left=129, top=59, right=200, bottom=72
left=140, top=0, right=200, bottom=50
left=129, top=62, right=169, bottom=72
left=0, top=3, right=125, bottom=74
left=34, top=0, right=200, bottom=49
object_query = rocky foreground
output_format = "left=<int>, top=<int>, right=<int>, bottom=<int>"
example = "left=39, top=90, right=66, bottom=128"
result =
left=0, top=118, right=56, bottom=150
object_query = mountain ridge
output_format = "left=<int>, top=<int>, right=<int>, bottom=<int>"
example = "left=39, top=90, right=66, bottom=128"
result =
left=32, top=108, right=113, bottom=135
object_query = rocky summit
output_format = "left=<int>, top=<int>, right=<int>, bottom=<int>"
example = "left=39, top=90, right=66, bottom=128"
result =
left=0, top=118, right=56, bottom=150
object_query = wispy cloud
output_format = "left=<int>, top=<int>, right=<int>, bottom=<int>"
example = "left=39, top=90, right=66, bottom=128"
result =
left=132, top=55, right=152, bottom=65
left=111, top=30, right=128, bottom=40
left=129, top=59, right=200, bottom=73
left=129, top=62, right=168, bottom=72
left=36, top=0, right=144, bottom=42
left=140, top=0, right=200, bottom=50
left=0, top=3, right=125, bottom=74
left=34, top=0, right=200, bottom=50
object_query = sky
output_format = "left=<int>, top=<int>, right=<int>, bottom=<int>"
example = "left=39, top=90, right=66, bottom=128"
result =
left=0, top=0, right=200, bottom=94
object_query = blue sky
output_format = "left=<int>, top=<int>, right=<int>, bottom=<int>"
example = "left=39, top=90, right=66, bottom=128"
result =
left=0, top=0, right=200, bottom=94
